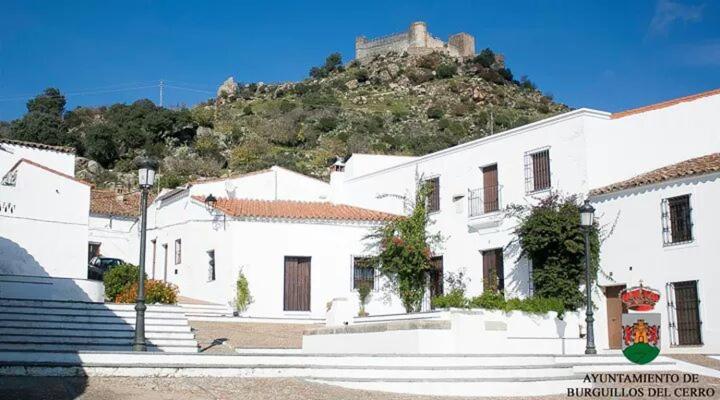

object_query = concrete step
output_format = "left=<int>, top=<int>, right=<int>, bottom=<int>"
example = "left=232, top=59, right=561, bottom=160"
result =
left=0, top=319, right=191, bottom=332
left=0, top=327, right=194, bottom=339
left=0, top=298, right=183, bottom=312
left=0, top=344, right=197, bottom=353
left=0, top=313, right=189, bottom=325
left=0, top=307, right=187, bottom=319
left=0, top=335, right=198, bottom=347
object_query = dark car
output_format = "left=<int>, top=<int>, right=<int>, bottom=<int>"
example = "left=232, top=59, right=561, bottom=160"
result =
left=88, top=257, right=124, bottom=281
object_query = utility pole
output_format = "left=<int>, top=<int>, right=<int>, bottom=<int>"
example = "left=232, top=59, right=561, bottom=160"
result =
left=159, top=80, right=164, bottom=107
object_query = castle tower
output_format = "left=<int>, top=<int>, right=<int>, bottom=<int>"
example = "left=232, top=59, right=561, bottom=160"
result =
left=408, top=21, right=428, bottom=48
left=355, top=36, right=368, bottom=59
left=448, top=32, right=476, bottom=58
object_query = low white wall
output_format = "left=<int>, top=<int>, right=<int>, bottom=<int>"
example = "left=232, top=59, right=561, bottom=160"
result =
left=303, top=309, right=585, bottom=355
left=0, top=274, right=104, bottom=302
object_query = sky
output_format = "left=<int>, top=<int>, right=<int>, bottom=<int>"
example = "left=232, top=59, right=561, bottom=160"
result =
left=0, top=0, right=718, bottom=121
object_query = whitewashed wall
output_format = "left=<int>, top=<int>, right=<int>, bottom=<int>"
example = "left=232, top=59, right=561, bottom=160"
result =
left=591, top=173, right=720, bottom=353
left=88, top=214, right=139, bottom=264
left=0, top=142, right=75, bottom=176
left=0, top=161, right=89, bottom=279
left=189, top=166, right=330, bottom=201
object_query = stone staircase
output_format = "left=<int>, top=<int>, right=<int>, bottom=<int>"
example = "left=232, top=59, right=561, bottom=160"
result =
left=178, top=302, right=234, bottom=320
left=0, top=297, right=198, bottom=352
left=0, top=350, right=691, bottom=397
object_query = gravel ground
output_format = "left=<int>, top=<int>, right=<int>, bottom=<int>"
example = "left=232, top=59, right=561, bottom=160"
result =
left=190, top=321, right=319, bottom=353
left=2, top=375, right=719, bottom=400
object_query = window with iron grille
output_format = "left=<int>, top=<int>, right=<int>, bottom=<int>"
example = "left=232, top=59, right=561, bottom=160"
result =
left=524, top=149, right=551, bottom=193
left=353, top=257, right=376, bottom=290
left=174, top=239, right=182, bottom=264
left=428, top=256, right=444, bottom=299
left=425, top=177, right=440, bottom=212
left=661, top=195, right=693, bottom=245
left=207, top=250, right=216, bottom=281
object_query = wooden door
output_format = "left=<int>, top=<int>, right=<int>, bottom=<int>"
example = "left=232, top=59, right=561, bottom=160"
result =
left=482, top=249, right=504, bottom=292
left=482, top=164, right=499, bottom=213
left=605, top=285, right=627, bottom=349
left=674, top=281, right=702, bottom=345
left=284, top=257, right=311, bottom=311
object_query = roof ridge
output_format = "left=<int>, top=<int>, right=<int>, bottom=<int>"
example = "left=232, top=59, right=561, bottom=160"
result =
left=6, top=158, right=90, bottom=187
left=0, top=138, right=75, bottom=154
left=612, top=87, right=720, bottom=119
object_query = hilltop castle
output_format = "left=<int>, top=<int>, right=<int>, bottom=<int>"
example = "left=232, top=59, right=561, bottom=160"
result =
left=355, top=21, right=475, bottom=61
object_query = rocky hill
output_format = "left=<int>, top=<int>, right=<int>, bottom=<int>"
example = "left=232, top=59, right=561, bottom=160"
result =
left=2, top=50, right=568, bottom=189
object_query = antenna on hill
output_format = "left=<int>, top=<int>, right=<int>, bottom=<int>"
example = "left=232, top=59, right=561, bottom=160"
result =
left=159, top=80, right=164, bottom=107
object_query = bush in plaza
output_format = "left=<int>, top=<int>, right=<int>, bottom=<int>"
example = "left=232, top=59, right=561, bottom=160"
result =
left=114, top=280, right=178, bottom=304
left=103, top=263, right=144, bottom=301
left=234, top=269, right=253, bottom=312
left=433, top=290, right=565, bottom=317
left=510, top=193, right=601, bottom=311
left=431, top=289, right=468, bottom=308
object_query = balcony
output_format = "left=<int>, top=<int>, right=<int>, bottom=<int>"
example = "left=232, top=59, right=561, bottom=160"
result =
left=467, top=185, right=503, bottom=231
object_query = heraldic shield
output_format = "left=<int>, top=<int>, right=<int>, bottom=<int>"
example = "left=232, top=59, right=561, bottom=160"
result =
left=621, top=313, right=661, bottom=364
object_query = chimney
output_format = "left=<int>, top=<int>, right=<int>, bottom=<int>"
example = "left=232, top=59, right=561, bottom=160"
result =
left=329, top=156, right=346, bottom=202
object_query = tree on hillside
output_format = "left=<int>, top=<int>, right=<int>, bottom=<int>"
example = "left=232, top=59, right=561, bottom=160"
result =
left=10, top=88, right=77, bottom=147
left=84, top=123, right=118, bottom=168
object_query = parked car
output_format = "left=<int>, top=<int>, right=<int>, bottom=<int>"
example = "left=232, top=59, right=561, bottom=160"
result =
left=87, top=257, right=124, bottom=281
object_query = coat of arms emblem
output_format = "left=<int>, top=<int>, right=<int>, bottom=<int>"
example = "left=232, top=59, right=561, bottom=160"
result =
left=620, top=282, right=661, bottom=364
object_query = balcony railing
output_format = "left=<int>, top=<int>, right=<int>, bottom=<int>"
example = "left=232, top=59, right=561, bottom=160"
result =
left=468, top=185, right=502, bottom=217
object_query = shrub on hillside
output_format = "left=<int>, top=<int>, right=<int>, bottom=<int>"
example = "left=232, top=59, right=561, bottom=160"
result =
left=473, top=48, right=496, bottom=68
left=498, top=67, right=514, bottom=82
left=435, top=63, right=457, bottom=79
left=115, top=280, right=178, bottom=304
left=103, top=263, right=145, bottom=301
left=426, top=105, right=444, bottom=119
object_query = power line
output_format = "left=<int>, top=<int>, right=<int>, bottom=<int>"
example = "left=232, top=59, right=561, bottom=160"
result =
left=0, top=83, right=159, bottom=103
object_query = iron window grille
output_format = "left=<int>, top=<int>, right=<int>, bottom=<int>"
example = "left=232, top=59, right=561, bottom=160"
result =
left=207, top=250, right=216, bottom=281
left=666, top=280, right=703, bottom=346
left=174, top=239, right=182, bottom=264
left=468, top=185, right=502, bottom=217
left=352, top=257, right=377, bottom=290
left=661, top=195, right=693, bottom=245
left=524, top=149, right=551, bottom=193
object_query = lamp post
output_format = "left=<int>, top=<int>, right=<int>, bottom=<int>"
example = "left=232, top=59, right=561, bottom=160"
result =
left=133, top=157, right=158, bottom=352
left=579, top=199, right=597, bottom=355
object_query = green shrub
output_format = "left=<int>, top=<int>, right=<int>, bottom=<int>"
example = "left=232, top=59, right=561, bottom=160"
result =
left=426, top=105, right=444, bottom=119
left=235, top=269, right=253, bottom=312
left=354, top=69, right=370, bottom=83
left=316, top=116, right=338, bottom=132
left=103, top=263, right=145, bottom=301
left=498, top=67, right=514, bottom=82
left=357, top=281, right=372, bottom=316
left=473, top=48, right=496, bottom=68
left=469, top=291, right=506, bottom=310
left=431, top=289, right=468, bottom=309
left=435, top=63, right=457, bottom=79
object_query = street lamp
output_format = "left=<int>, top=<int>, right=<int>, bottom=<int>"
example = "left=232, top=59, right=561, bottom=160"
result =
left=133, top=157, right=158, bottom=351
left=204, top=194, right=217, bottom=213
left=579, top=199, right=597, bottom=355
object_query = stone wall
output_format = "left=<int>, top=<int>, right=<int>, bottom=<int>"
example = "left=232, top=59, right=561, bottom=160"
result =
left=355, top=21, right=475, bottom=61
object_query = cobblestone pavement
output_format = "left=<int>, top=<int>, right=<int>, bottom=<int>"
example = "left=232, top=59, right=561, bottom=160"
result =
left=1, top=375, right=719, bottom=400
left=669, top=354, right=720, bottom=371
left=190, top=321, right=319, bottom=353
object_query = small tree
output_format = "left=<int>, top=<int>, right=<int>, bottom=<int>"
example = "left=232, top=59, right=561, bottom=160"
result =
left=367, top=179, right=443, bottom=313
left=234, top=268, right=253, bottom=313
left=510, top=193, right=600, bottom=311
left=473, top=48, right=496, bottom=68
left=357, top=281, right=372, bottom=317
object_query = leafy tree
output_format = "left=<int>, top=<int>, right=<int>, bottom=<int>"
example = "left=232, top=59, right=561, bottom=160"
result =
left=84, top=123, right=119, bottom=167
left=510, top=193, right=600, bottom=311
left=323, top=52, right=343, bottom=72
left=367, top=179, right=444, bottom=312
left=474, top=48, right=496, bottom=68
left=435, top=63, right=457, bottom=79
left=498, top=67, right=514, bottom=82
left=9, top=88, right=76, bottom=147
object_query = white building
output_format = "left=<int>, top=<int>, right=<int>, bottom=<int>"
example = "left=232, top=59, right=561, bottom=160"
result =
left=590, top=153, right=720, bottom=353
left=145, top=166, right=405, bottom=318
left=0, top=139, right=101, bottom=301
left=88, top=189, right=143, bottom=264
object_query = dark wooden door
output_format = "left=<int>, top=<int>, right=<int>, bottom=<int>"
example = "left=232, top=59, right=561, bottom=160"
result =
left=482, top=164, right=499, bottom=213
left=674, top=281, right=702, bottom=345
left=482, top=249, right=504, bottom=292
left=284, top=257, right=311, bottom=311
left=605, top=285, right=627, bottom=349
left=428, top=256, right=444, bottom=300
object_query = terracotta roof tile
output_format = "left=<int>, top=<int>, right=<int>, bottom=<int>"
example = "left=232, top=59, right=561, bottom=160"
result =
left=611, top=88, right=720, bottom=119
left=192, top=196, right=398, bottom=222
left=590, top=153, right=720, bottom=196
left=0, top=138, right=75, bottom=154
left=91, top=189, right=154, bottom=218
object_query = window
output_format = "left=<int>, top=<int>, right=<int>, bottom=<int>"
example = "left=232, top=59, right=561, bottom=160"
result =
left=425, top=177, right=440, bottom=212
left=353, top=257, right=376, bottom=290
left=88, top=242, right=101, bottom=261
left=662, top=195, right=693, bottom=245
left=482, top=248, right=504, bottom=292
left=524, top=149, right=551, bottom=193
left=207, top=250, right=216, bottom=281
left=174, top=239, right=182, bottom=264
left=671, top=280, right=702, bottom=345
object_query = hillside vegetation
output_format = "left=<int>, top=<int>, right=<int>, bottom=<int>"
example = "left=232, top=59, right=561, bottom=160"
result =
left=1, top=49, right=568, bottom=189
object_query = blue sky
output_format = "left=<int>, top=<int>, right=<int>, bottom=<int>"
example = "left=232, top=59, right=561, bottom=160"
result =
left=1, top=0, right=718, bottom=121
